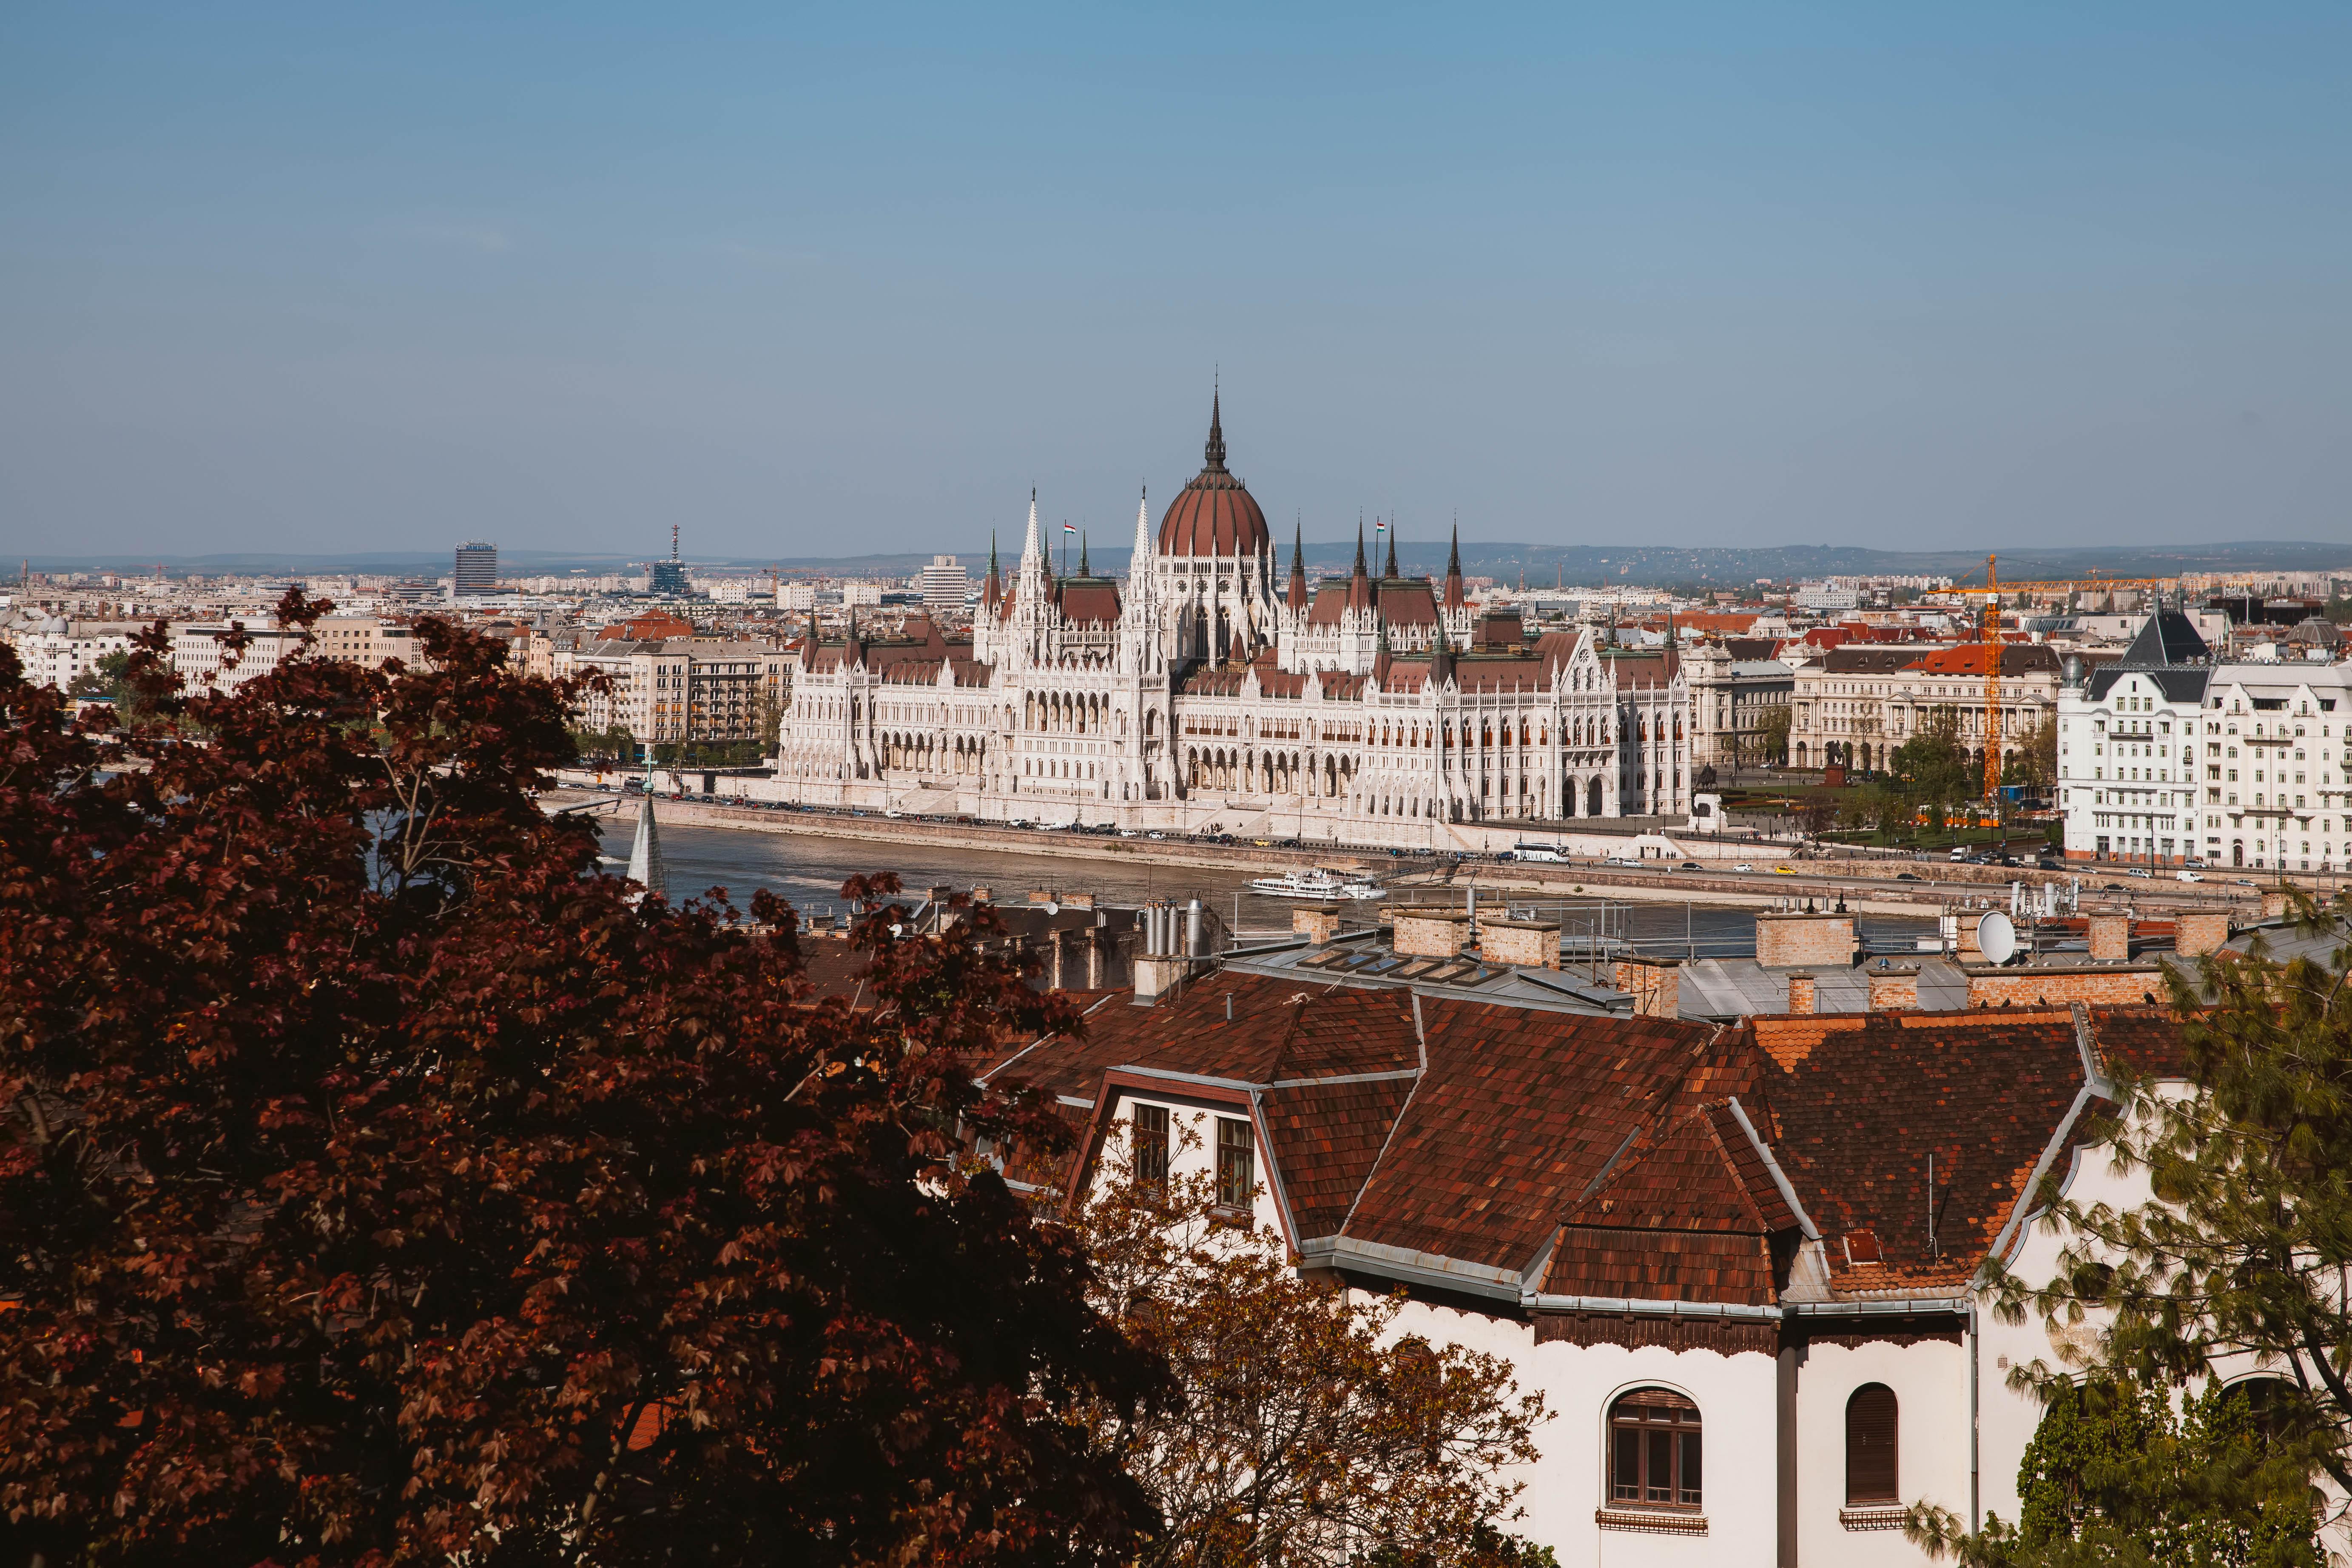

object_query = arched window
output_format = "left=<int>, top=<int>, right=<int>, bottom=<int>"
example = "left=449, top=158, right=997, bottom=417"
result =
left=1609, top=1389, right=1701, bottom=1509
left=1846, top=1384, right=1898, bottom=1505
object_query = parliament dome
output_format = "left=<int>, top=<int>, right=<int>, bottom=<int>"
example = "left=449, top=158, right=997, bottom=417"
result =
left=1156, top=392, right=1271, bottom=558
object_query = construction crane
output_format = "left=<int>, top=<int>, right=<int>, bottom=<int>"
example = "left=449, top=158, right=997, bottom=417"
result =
left=1940, top=558, right=2184, bottom=799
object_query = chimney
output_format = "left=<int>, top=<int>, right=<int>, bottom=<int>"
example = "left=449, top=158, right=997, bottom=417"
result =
left=1484, top=918, right=1562, bottom=970
left=1613, top=954, right=1681, bottom=1017
left=1755, top=912, right=1857, bottom=969
left=1786, top=972, right=1816, bottom=1015
left=1867, top=962, right=1919, bottom=1012
left=2087, top=911, right=2131, bottom=962
left=2173, top=909, right=2233, bottom=958
left=1393, top=909, right=1473, bottom=959
left=2260, top=887, right=2294, bottom=922
left=1292, top=903, right=1342, bottom=945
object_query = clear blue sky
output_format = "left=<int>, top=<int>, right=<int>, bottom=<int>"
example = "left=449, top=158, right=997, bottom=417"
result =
left=2, top=2, right=2346, bottom=560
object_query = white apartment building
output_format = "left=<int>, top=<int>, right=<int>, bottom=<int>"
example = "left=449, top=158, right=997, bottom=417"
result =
left=170, top=622, right=309, bottom=695
left=918, top=555, right=970, bottom=606
left=2057, top=609, right=2352, bottom=871
left=312, top=615, right=421, bottom=671
left=558, top=638, right=793, bottom=755
left=6, top=618, right=142, bottom=692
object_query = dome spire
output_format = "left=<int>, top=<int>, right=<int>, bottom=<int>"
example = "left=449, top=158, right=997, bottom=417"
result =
left=1203, top=376, right=1226, bottom=472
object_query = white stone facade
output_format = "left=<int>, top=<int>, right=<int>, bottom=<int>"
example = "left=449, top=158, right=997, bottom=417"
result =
left=2056, top=609, right=2352, bottom=870
left=758, top=412, right=1692, bottom=846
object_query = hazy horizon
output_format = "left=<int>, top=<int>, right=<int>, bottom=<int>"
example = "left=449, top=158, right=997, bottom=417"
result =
left=5, top=3, right=2349, bottom=560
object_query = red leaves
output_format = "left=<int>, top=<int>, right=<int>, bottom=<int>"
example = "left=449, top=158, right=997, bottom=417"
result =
left=0, top=622, right=1158, bottom=1567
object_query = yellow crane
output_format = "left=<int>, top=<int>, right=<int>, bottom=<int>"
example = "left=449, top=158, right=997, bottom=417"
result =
left=1940, top=558, right=2186, bottom=799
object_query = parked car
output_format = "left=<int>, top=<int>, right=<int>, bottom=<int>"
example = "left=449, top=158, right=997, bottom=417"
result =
left=1678, top=860, right=1702, bottom=871
left=2176, top=870, right=2204, bottom=882
left=1733, top=863, right=1756, bottom=874
left=2127, top=868, right=2152, bottom=879
left=1773, top=866, right=1797, bottom=875
left=1895, top=871, right=1921, bottom=881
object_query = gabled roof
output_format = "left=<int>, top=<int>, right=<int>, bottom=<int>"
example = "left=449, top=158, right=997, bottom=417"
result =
left=1756, top=1007, right=2095, bottom=1294
left=1543, top=1107, right=1784, bottom=1306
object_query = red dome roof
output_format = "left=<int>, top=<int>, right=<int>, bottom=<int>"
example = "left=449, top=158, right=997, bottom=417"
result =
left=1156, top=394, right=1271, bottom=558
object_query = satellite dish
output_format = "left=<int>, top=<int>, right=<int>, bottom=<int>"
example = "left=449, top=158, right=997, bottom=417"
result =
left=1977, top=911, right=2018, bottom=965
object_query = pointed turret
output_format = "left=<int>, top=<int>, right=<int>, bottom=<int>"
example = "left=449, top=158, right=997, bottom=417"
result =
left=981, top=529, right=1002, bottom=612
left=1428, top=616, right=1455, bottom=686
left=1019, top=489, right=1042, bottom=570
left=1203, top=383, right=1227, bottom=473
left=1078, top=530, right=1091, bottom=578
left=626, top=789, right=666, bottom=902
left=1287, top=522, right=1308, bottom=611
left=1347, top=520, right=1374, bottom=613
left=1443, top=523, right=1466, bottom=608
left=1383, top=525, right=1399, bottom=580
left=842, top=606, right=862, bottom=669
left=1131, top=487, right=1153, bottom=571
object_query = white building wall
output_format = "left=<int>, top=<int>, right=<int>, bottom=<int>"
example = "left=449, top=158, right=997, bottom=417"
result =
left=1792, top=1337, right=1969, bottom=1565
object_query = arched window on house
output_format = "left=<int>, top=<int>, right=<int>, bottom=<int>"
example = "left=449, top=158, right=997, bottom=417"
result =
left=1846, top=1384, right=1898, bottom=1505
left=1609, top=1389, right=1701, bottom=1510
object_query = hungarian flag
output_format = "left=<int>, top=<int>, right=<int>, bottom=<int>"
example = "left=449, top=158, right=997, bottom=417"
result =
left=1063, top=522, right=1077, bottom=537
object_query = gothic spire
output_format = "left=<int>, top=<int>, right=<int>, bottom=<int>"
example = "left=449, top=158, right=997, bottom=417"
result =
left=1352, top=518, right=1368, bottom=579
left=1203, top=381, right=1227, bottom=472
left=1079, top=530, right=1091, bottom=578
left=1443, top=521, right=1466, bottom=609
left=1129, top=486, right=1153, bottom=582
left=1287, top=520, right=1308, bottom=610
left=1383, top=524, right=1398, bottom=580
left=1429, top=614, right=1455, bottom=686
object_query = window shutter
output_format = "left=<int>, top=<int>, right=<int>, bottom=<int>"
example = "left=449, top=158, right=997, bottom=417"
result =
left=1846, top=1384, right=1899, bottom=1503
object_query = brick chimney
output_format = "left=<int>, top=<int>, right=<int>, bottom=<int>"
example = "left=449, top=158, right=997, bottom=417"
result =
left=1393, top=909, right=1472, bottom=959
left=2087, top=911, right=2130, bottom=962
left=1786, top=971, right=1816, bottom=1016
left=1867, top=963, right=1919, bottom=1012
left=2261, top=887, right=2294, bottom=922
left=2174, top=910, right=2233, bottom=959
left=1484, top=918, right=1562, bottom=970
left=1755, top=913, right=1856, bottom=969
left=1613, top=954, right=1681, bottom=1017
left=1292, top=903, right=1342, bottom=945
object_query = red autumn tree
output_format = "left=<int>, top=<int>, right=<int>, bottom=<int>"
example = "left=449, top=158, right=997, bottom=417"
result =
left=0, top=595, right=1161, bottom=1568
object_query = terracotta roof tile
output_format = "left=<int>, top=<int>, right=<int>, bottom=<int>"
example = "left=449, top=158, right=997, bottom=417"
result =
left=1340, top=1002, right=1726, bottom=1272
left=1754, top=1008, right=2088, bottom=1293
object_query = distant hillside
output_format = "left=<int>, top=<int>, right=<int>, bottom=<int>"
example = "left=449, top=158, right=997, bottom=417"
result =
left=19, top=539, right=2347, bottom=589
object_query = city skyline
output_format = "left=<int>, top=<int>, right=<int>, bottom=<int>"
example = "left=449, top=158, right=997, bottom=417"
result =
left=6, top=4, right=2349, bottom=559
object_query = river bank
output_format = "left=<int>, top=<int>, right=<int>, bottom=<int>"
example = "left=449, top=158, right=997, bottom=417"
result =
left=557, top=790, right=1989, bottom=918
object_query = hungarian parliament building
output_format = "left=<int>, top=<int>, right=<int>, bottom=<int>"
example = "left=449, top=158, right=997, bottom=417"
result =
left=759, top=401, right=1692, bottom=844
